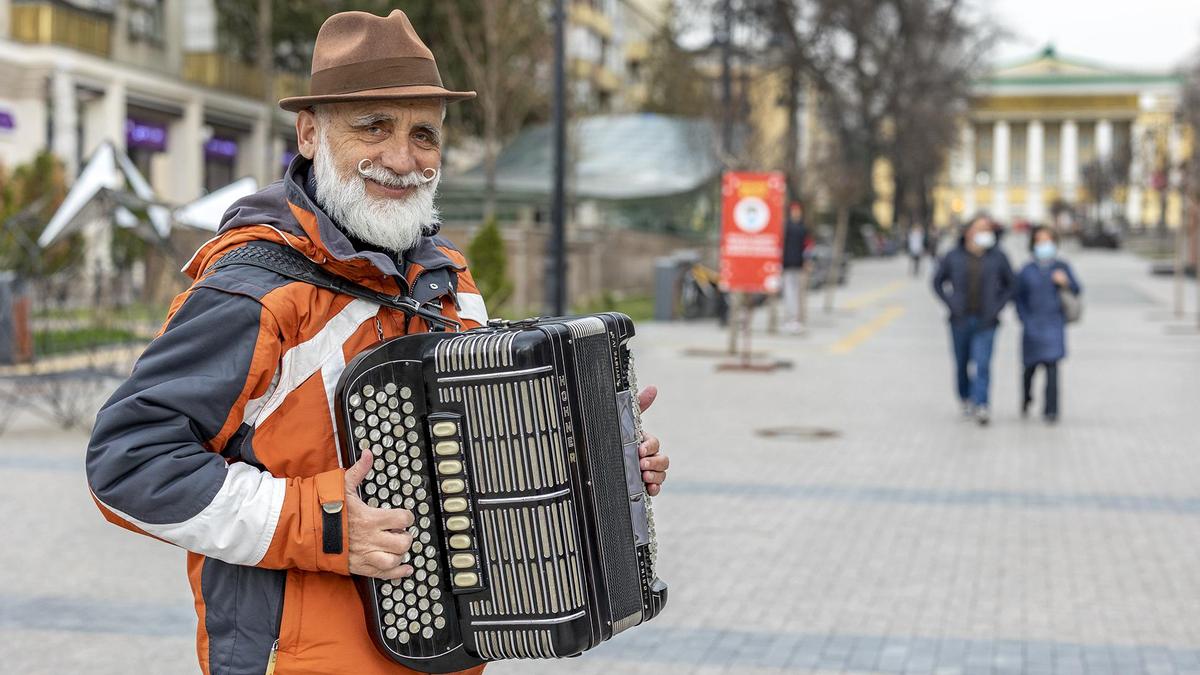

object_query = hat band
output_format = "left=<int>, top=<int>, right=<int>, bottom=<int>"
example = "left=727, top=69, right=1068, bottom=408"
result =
left=309, top=56, right=445, bottom=97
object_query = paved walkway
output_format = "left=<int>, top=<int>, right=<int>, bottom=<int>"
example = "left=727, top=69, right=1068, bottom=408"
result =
left=2, top=243, right=1198, bottom=674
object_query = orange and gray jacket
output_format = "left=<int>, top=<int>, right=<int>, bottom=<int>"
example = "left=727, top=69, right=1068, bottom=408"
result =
left=86, top=158, right=488, bottom=675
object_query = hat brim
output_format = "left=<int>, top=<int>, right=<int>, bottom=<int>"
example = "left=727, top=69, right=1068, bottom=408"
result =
left=279, top=85, right=477, bottom=113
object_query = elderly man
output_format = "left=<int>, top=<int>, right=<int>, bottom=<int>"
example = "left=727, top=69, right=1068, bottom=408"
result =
left=85, top=10, right=669, bottom=675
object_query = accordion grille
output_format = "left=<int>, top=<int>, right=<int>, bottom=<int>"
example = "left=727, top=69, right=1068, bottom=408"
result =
left=576, top=334, right=644, bottom=625
left=469, top=500, right=586, bottom=617
left=435, top=331, right=517, bottom=373
left=440, top=375, right=568, bottom=494
left=474, top=628, right=557, bottom=660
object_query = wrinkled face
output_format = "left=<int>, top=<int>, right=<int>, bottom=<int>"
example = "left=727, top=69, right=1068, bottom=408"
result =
left=296, top=99, right=445, bottom=252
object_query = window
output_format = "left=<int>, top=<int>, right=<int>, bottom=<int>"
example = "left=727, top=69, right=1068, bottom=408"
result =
left=128, top=0, right=163, bottom=45
left=1043, top=123, right=1060, bottom=184
left=1077, top=121, right=1096, bottom=166
left=973, top=122, right=993, bottom=184
left=1010, top=122, right=1027, bottom=184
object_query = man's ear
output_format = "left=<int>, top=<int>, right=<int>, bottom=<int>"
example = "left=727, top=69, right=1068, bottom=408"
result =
left=296, top=108, right=319, bottom=159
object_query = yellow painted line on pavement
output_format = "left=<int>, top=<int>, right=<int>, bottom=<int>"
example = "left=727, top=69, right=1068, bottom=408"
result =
left=843, top=279, right=910, bottom=310
left=829, top=305, right=906, bottom=355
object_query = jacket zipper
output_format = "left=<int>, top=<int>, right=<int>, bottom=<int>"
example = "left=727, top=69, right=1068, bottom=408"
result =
left=266, top=570, right=286, bottom=674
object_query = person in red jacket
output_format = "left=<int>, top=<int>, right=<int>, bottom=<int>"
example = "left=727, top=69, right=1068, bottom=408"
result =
left=85, top=11, right=670, bottom=675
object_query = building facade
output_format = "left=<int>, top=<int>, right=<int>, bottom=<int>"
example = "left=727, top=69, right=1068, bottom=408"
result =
left=0, top=0, right=299, bottom=208
left=943, top=47, right=1184, bottom=229
left=568, top=0, right=670, bottom=112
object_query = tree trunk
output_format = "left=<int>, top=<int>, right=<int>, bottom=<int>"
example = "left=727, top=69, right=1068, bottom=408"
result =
left=257, top=0, right=274, bottom=182
left=481, top=0, right=500, bottom=221
left=783, top=64, right=801, bottom=195
left=824, top=205, right=849, bottom=313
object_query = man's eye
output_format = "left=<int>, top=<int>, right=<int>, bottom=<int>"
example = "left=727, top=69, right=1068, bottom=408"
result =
left=367, top=126, right=383, bottom=135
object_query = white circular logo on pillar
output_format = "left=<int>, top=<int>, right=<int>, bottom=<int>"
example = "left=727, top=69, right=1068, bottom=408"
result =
left=732, top=196, right=770, bottom=233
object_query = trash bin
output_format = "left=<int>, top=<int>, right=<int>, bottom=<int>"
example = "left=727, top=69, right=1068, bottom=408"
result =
left=0, top=272, right=32, bottom=365
left=653, top=250, right=701, bottom=321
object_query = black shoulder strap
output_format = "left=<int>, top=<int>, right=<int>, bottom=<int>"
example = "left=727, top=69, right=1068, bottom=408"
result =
left=205, top=241, right=458, bottom=331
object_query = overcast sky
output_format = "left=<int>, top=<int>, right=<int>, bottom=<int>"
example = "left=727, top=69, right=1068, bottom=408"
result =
left=984, top=0, right=1200, bottom=71
left=681, top=1, right=1200, bottom=72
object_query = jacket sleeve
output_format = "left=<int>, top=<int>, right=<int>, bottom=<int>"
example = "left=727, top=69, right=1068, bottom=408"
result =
left=932, top=255, right=952, bottom=307
left=454, top=267, right=490, bottom=329
left=1014, top=267, right=1030, bottom=322
left=1063, top=262, right=1082, bottom=295
left=998, top=253, right=1018, bottom=307
left=86, top=286, right=349, bottom=574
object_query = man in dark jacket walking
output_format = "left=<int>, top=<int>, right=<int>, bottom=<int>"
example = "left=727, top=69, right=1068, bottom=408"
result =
left=781, top=201, right=811, bottom=334
left=932, top=215, right=1016, bottom=425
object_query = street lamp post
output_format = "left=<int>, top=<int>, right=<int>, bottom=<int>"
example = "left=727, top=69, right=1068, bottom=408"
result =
left=545, top=0, right=568, bottom=316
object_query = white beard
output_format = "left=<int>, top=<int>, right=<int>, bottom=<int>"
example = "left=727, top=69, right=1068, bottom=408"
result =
left=312, top=132, right=440, bottom=254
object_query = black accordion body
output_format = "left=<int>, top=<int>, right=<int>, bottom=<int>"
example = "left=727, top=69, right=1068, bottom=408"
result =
left=334, top=312, right=668, bottom=672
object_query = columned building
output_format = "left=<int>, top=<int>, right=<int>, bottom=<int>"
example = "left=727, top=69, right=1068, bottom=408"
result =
left=943, top=46, right=1184, bottom=229
left=0, top=0, right=300, bottom=207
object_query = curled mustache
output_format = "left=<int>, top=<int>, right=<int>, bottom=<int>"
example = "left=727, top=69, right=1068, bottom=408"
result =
left=357, top=163, right=428, bottom=190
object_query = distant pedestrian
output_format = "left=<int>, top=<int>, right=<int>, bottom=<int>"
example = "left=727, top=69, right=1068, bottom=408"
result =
left=781, top=200, right=812, bottom=334
left=908, top=225, right=926, bottom=277
left=1015, top=226, right=1082, bottom=423
left=932, top=215, right=1016, bottom=426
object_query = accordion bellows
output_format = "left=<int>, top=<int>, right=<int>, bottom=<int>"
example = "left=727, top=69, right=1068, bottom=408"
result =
left=335, top=313, right=668, bottom=672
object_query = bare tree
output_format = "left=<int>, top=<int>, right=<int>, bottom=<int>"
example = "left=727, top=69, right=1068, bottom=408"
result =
left=442, top=0, right=550, bottom=221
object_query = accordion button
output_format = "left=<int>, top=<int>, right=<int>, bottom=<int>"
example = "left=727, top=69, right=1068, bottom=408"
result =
left=431, top=422, right=458, bottom=438
left=451, top=554, right=475, bottom=569
left=436, top=460, right=463, bottom=475
left=453, top=572, right=479, bottom=587
left=449, top=534, right=472, bottom=549
left=446, top=516, right=470, bottom=532
left=443, top=497, right=468, bottom=513
left=434, top=441, right=460, bottom=456
left=440, top=479, right=465, bottom=494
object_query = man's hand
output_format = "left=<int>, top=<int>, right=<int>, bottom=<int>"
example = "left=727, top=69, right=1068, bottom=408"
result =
left=344, top=450, right=415, bottom=580
left=1052, top=269, right=1069, bottom=287
left=638, top=386, right=669, bottom=497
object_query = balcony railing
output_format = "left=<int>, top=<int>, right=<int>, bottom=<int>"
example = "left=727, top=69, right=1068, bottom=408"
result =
left=10, top=1, right=113, bottom=58
left=184, top=53, right=307, bottom=102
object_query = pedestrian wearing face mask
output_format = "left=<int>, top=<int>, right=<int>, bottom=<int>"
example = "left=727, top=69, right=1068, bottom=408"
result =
left=932, top=215, right=1017, bottom=425
left=1015, top=226, right=1082, bottom=423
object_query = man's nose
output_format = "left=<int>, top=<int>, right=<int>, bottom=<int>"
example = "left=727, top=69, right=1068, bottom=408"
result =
left=376, top=137, right=420, bottom=176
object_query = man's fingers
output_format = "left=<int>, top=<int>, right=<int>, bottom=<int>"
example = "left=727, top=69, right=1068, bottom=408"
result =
left=375, top=530, right=414, bottom=556
left=638, top=434, right=661, bottom=458
left=642, top=470, right=666, bottom=485
left=640, top=454, right=668, bottom=472
left=379, top=507, right=415, bottom=531
left=345, top=450, right=374, bottom=491
left=637, top=385, right=658, bottom=412
left=647, top=483, right=662, bottom=497
left=377, top=564, right=415, bottom=581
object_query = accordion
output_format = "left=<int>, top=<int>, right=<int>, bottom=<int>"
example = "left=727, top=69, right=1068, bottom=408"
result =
left=334, top=312, right=668, bottom=672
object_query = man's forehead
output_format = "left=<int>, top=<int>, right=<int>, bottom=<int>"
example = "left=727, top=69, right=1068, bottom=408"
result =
left=327, top=99, right=443, bottom=124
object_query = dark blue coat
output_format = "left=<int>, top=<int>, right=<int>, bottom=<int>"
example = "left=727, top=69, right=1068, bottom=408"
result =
left=932, top=246, right=1016, bottom=328
left=1015, top=259, right=1081, bottom=366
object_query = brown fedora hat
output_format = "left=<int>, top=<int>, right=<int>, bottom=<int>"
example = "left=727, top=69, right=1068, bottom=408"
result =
left=279, top=9, right=475, bottom=112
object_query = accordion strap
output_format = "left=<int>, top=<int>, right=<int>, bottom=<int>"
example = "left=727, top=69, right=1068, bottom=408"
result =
left=205, top=241, right=459, bottom=331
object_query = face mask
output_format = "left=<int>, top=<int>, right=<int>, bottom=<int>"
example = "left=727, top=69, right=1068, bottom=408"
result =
left=1034, top=241, right=1057, bottom=261
left=972, top=231, right=996, bottom=249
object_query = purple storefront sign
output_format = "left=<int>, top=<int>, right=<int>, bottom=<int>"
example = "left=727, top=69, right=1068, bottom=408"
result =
left=204, top=137, right=238, bottom=160
left=126, top=119, right=167, bottom=151
left=0, top=110, right=14, bottom=131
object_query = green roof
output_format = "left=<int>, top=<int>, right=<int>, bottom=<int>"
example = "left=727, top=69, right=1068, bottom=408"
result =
left=976, top=44, right=1183, bottom=88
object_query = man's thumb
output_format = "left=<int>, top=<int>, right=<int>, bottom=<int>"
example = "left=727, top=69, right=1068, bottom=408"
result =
left=345, top=450, right=373, bottom=492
